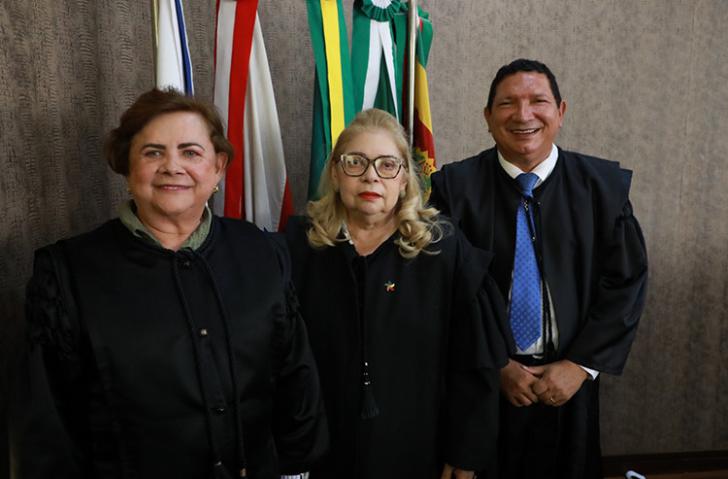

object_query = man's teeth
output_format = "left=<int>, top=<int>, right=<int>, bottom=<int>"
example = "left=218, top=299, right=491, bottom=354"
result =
left=512, top=128, right=539, bottom=134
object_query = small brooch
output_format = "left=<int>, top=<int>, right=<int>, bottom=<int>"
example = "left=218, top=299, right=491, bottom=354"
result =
left=384, top=281, right=396, bottom=292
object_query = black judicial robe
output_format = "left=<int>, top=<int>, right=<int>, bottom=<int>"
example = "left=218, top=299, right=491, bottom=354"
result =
left=284, top=216, right=508, bottom=479
left=430, top=147, right=648, bottom=479
left=11, top=218, right=327, bottom=479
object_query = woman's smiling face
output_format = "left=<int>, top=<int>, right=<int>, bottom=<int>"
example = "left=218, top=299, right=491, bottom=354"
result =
left=127, top=111, right=226, bottom=224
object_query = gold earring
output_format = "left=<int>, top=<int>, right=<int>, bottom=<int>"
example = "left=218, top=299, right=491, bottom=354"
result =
left=213, top=185, right=220, bottom=193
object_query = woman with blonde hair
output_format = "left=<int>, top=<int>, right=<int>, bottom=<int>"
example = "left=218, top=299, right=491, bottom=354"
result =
left=284, top=109, right=507, bottom=478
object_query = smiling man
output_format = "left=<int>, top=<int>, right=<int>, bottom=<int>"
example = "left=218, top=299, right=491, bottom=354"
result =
left=430, top=59, right=648, bottom=479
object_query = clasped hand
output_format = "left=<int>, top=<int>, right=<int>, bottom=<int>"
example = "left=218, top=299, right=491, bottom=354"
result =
left=440, top=463, right=475, bottom=479
left=499, top=359, right=587, bottom=407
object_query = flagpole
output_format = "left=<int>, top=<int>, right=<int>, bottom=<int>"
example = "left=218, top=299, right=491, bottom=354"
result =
left=407, top=0, right=418, bottom=146
left=152, top=0, right=159, bottom=85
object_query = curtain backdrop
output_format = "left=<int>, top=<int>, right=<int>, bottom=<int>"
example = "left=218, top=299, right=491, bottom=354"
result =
left=2, top=2, right=727, bottom=474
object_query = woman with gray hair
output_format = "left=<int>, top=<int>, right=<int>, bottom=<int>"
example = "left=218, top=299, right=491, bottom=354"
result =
left=284, top=109, right=507, bottom=478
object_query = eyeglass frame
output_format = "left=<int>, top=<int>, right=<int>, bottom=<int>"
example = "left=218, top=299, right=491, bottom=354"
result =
left=336, top=153, right=407, bottom=179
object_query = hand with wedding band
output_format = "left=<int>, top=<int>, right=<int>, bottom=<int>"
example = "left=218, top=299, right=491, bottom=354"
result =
left=532, top=380, right=560, bottom=407
left=525, top=359, right=589, bottom=407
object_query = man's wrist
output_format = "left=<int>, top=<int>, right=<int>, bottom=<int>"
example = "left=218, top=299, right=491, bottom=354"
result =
left=577, top=364, right=599, bottom=380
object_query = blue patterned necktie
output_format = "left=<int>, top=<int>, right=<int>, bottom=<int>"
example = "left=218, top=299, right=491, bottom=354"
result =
left=509, top=172, right=542, bottom=351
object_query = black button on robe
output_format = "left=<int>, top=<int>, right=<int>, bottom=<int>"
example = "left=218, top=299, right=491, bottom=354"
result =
left=284, top=216, right=507, bottom=479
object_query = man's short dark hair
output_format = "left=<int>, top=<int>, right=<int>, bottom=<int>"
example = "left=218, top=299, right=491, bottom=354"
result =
left=485, top=59, right=562, bottom=110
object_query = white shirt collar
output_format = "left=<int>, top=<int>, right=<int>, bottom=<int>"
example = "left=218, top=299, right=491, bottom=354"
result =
left=497, top=144, right=559, bottom=188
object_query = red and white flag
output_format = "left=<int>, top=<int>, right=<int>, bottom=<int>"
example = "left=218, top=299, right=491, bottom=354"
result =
left=213, top=0, right=293, bottom=232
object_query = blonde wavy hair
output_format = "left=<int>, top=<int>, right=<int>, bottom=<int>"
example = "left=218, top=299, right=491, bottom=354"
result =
left=306, top=108, right=444, bottom=258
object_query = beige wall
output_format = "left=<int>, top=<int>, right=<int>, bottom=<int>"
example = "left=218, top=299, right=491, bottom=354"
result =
left=2, top=1, right=727, bottom=468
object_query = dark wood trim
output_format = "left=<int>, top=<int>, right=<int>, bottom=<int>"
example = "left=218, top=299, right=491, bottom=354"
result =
left=603, top=450, right=728, bottom=476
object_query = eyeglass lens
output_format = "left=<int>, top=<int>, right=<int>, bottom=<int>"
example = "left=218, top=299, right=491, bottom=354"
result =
left=340, top=154, right=402, bottom=178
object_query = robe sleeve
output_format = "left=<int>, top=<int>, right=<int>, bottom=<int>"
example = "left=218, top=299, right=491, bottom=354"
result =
left=269, top=235, right=329, bottom=474
left=442, top=229, right=508, bottom=471
left=10, top=246, right=89, bottom=478
left=565, top=199, right=648, bottom=374
left=429, top=169, right=453, bottom=218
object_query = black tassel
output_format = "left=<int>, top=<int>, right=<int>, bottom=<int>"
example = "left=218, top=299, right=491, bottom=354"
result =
left=360, top=362, right=380, bottom=419
left=211, top=461, right=234, bottom=479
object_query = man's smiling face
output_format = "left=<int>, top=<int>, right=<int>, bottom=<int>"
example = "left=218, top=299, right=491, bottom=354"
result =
left=484, top=71, right=566, bottom=169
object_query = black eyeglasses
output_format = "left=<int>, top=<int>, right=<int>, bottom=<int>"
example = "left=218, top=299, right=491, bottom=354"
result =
left=338, top=153, right=405, bottom=179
